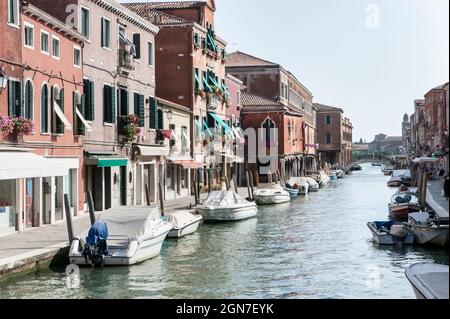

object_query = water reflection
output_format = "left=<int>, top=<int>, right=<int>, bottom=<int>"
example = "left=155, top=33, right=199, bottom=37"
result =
left=0, top=164, right=448, bottom=299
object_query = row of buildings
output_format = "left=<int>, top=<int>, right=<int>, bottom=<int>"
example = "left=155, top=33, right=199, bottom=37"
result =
left=405, top=82, right=449, bottom=170
left=0, top=0, right=353, bottom=236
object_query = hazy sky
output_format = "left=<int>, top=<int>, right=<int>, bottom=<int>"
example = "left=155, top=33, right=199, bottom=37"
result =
left=122, top=0, right=449, bottom=142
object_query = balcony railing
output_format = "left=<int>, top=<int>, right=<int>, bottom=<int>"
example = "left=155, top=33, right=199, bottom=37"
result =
left=118, top=48, right=135, bottom=71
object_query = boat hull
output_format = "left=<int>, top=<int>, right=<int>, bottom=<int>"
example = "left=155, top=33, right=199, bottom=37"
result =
left=196, top=204, right=258, bottom=222
left=254, top=194, right=291, bottom=205
left=405, top=263, right=449, bottom=299
left=407, top=225, right=449, bottom=247
left=367, top=222, right=414, bottom=245
left=389, top=204, right=422, bottom=220
left=167, top=217, right=202, bottom=238
left=284, top=188, right=299, bottom=199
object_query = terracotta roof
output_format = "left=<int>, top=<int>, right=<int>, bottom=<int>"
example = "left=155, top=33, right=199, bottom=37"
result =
left=226, top=51, right=278, bottom=68
left=314, top=103, right=343, bottom=113
left=123, top=3, right=190, bottom=25
left=432, top=82, right=449, bottom=90
left=241, top=91, right=283, bottom=107
left=124, top=1, right=207, bottom=10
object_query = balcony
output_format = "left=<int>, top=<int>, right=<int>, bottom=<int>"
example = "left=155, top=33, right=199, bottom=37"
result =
left=118, top=47, right=135, bottom=72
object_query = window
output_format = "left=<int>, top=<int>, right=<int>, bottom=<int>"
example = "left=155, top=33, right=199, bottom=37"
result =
left=149, top=97, right=158, bottom=129
left=194, top=68, right=201, bottom=92
left=41, top=84, right=49, bottom=133
left=73, top=46, right=81, bottom=67
left=24, top=24, right=34, bottom=49
left=101, top=18, right=110, bottom=49
left=52, top=36, right=60, bottom=58
left=237, top=91, right=241, bottom=106
left=8, top=0, right=19, bottom=25
left=326, top=133, right=332, bottom=144
left=326, top=115, right=332, bottom=125
left=24, top=80, right=33, bottom=120
left=82, top=79, right=94, bottom=121
left=117, top=88, right=129, bottom=117
left=80, top=7, right=90, bottom=38
left=148, top=42, right=153, bottom=66
left=73, top=91, right=84, bottom=136
left=133, top=93, right=145, bottom=127
left=133, top=34, right=141, bottom=59
left=7, top=80, right=22, bottom=117
left=262, top=117, right=276, bottom=148
left=51, top=86, right=64, bottom=134
left=103, top=84, right=115, bottom=124
left=193, top=33, right=199, bottom=47
left=41, top=31, right=49, bottom=53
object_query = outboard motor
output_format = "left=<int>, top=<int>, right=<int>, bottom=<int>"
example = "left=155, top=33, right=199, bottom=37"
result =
left=82, top=220, right=109, bottom=266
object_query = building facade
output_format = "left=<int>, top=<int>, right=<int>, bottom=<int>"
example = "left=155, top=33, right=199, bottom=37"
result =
left=315, top=103, right=344, bottom=167
left=1, top=2, right=86, bottom=235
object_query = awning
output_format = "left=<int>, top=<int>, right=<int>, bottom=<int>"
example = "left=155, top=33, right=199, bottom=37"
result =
left=54, top=100, right=72, bottom=130
left=232, top=126, right=245, bottom=143
left=194, top=119, right=206, bottom=138
left=203, top=77, right=213, bottom=93
left=203, top=119, right=213, bottom=136
left=87, top=155, right=128, bottom=167
left=194, top=71, right=203, bottom=90
left=433, top=150, right=448, bottom=158
left=76, top=107, right=91, bottom=131
left=209, top=113, right=232, bottom=135
left=0, top=150, right=70, bottom=180
left=134, top=145, right=170, bottom=157
left=168, top=159, right=204, bottom=169
left=208, top=74, right=220, bottom=89
left=119, top=30, right=136, bottom=56
left=182, top=130, right=191, bottom=145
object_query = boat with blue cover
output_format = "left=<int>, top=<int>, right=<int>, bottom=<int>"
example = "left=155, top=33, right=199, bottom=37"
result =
left=367, top=220, right=414, bottom=245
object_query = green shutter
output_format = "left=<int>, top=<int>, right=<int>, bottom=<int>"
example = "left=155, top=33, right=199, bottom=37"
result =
left=139, top=95, right=145, bottom=127
left=117, top=88, right=121, bottom=117
left=73, top=92, right=79, bottom=135
left=103, top=85, right=108, bottom=123
left=16, top=81, right=23, bottom=117
left=157, top=109, right=163, bottom=130
left=58, top=89, right=65, bottom=134
left=134, top=93, right=139, bottom=116
left=111, top=86, right=116, bottom=124
left=125, top=91, right=129, bottom=115
left=41, top=86, right=48, bottom=133
left=149, top=97, right=157, bottom=129
left=8, top=80, right=14, bottom=116
left=89, top=81, right=94, bottom=121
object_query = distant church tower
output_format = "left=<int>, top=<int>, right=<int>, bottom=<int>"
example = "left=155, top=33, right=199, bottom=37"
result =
left=402, top=113, right=411, bottom=149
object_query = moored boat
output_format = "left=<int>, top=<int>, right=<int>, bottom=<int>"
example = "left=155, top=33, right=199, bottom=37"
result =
left=406, top=263, right=449, bottom=299
left=284, top=186, right=300, bottom=199
left=387, top=170, right=412, bottom=187
left=254, top=185, right=291, bottom=205
left=388, top=192, right=422, bottom=220
left=287, top=177, right=310, bottom=195
left=69, top=206, right=172, bottom=266
left=350, top=164, right=362, bottom=171
left=166, top=211, right=203, bottom=238
left=196, top=191, right=258, bottom=222
left=304, top=177, right=320, bottom=192
left=405, top=212, right=449, bottom=247
left=367, top=221, right=414, bottom=245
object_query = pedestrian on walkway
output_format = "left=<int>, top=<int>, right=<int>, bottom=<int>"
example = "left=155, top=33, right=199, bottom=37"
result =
left=444, top=174, right=450, bottom=200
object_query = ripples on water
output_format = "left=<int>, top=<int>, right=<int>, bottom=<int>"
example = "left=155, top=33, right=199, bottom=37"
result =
left=0, top=164, right=448, bottom=299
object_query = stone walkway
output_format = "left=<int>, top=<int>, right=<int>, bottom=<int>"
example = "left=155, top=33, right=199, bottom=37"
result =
left=426, top=179, right=449, bottom=219
left=0, top=187, right=252, bottom=278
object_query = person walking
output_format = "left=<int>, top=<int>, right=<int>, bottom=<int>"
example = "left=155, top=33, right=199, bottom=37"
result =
left=444, top=174, right=450, bottom=200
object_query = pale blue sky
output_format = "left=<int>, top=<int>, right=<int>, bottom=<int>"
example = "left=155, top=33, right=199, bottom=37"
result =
left=122, top=0, right=449, bottom=141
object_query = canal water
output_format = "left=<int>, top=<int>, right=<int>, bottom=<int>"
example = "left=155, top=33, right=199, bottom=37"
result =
left=0, top=164, right=448, bottom=299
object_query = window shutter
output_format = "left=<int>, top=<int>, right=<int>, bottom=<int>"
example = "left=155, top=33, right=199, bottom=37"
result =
left=73, top=92, right=79, bottom=135
left=117, top=88, right=121, bottom=117
left=133, top=33, right=141, bottom=59
left=41, top=86, right=48, bottom=133
left=59, top=89, right=65, bottom=134
left=125, top=91, right=129, bottom=115
left=101, top=19, right=104, bottom=47
left=111, top=86, right=116, bottom=124
left=157, top=109, right=163, bottom=130
left=149, top=97, right=157, bottom=129
left=103, top=85, right=108, bottom=123
left=8, top=80, right=14, bottom=116
left=139, top=95, right=145, bottom=127
left=89, top=81, right=95, bottom=121
left=134, top=93, right=139, bottom=117
left=16, top=81, right=23, bottom=117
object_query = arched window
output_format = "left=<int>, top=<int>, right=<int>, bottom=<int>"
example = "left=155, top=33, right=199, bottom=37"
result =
left=326, top=115, right=332, bottom=125
left=41, top=84, right=49, bottom=133
left=51, top=86, right=64, bottom=134
left=326, top=133, right=332, bottom=144
left=262, top=117, right=276, bottom=148
left=24, top=80, right=34, bottom=120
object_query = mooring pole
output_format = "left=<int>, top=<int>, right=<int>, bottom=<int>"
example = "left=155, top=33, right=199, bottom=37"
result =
left=232, top=174, right=238, bottom=194
left=192, top=176, right=198, bottom=206
left=64, top=194, right=74, bottom=243
left=249, top=170, right=255, bottom=195
left=145, top=184, right=151, bottom=206
left=87, top=191, right=96, bottom=226
left=158, top=182, right=165, bottom=217
left=246, top=171, right=252, bottom=200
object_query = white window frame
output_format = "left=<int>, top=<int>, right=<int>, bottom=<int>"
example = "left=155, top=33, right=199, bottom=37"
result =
left=40, top=30, right=50, bottom=54
left=24, top=79, right=35, bottom=122
left=23, top=22, right=35, bottom=50
left=52, top=35, right=60, bottom=60
left=73, top=45, right=81, bottom=68
left=147, top=41, right=154, bottom=67
left=79, top=5, right=90, bottom=40
left=237, top=90, right=241, bottom=107
left=7, top=0, right=19, bottom=27
left=326, top=115, right=332, bottom=125
left=101, top=17, right=111, bottom=50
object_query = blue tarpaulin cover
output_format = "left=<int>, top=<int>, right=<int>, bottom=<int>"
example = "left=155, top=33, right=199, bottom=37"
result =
left=86, top=220, right=109, bottom=246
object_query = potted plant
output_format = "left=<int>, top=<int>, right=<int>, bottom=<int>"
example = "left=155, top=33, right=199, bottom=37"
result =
left=120, top=115, right=141, bottom=143
left=0, top=115, right=14, bottom=138
left=2, top=116, right=34, bottom=143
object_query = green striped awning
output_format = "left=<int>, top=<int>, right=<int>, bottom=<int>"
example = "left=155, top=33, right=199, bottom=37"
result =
left=88, top=156, right=128, bottom=167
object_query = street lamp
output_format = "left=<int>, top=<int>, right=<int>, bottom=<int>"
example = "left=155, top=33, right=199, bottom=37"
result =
left=166, top=110, right=173, bottom=122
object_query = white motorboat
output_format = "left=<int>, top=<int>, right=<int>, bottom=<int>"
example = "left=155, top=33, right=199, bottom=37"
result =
left=367, top=221, right=414, bottom=245
left=304, top=177, right=320, bottom=192
left=69, top=206, right=172, bottom=266
left=253, top=185, right=291, bottom=205
left=287, top=177, right=310, bottom=195
left=334, top=170, right=345, bottom=178
left=406, top=263, right=449, bottom=299
left=405, top=212, right=449, bottom=247
left=312, top=171, right=330, bottom=187
left=329, top=172, right=338, bottom=180
left=166, top=210, right=203, bottom=238
left=196, top=191, right=258, bottom=222
left=387, top=170, right=412, bottom=187
left=283, top=186, right=299, bottom=199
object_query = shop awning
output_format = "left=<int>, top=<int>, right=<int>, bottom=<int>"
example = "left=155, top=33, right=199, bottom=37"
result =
left=209, top=113, right=232, bottom=136
left=195, top=119, right=206, bottom=138
left=203, top=119, right=213, bottom=136
left=87, top=155, right=128, bottom=167
left=168, top=159, right=204, bottom=169
left=134, top=145, right=170, bottom=157
left=53, top=100, right=72, bottom=130
left=0, top=150, right=70, bottom=180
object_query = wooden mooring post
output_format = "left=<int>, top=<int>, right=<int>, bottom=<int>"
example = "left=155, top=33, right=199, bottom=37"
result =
left=145, top=184, right=151, bottom=206
left=158, top=182, right=165, bottom=217
left=87, top=191, right=96, bottom=226
left=64, top=194, right=74, bottom=243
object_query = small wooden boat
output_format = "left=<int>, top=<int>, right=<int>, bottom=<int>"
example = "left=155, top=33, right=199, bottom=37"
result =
left=329, top=172, right=338, bottom=180
left=387, top=170, right=412, bottom=187
left=405, top=212, right=449, bottom=247
left=254, top=185, right=291, bottom=205
left=350, top=165, right=362, bottom=171
left=196, top=191, right=258, bottom=222
left=406, top=263, right=449, bottom=299
left=367, top=221, right=414, bottom=245
left=287, top=177, right=310, bottom=195
left=389, top=192, right=422, bottom=220
left=284, top=186, right=300, bottom=199
left=69, top=206, right=172, bottom=266
left=166, top=211, right=203, bottom=238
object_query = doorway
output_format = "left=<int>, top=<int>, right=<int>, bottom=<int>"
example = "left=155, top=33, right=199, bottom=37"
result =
left=120, top=166, right=127, bottom=206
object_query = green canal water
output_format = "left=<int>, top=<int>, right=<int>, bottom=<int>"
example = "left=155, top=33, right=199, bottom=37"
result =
left=0, top=164, right=448, bottom=299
